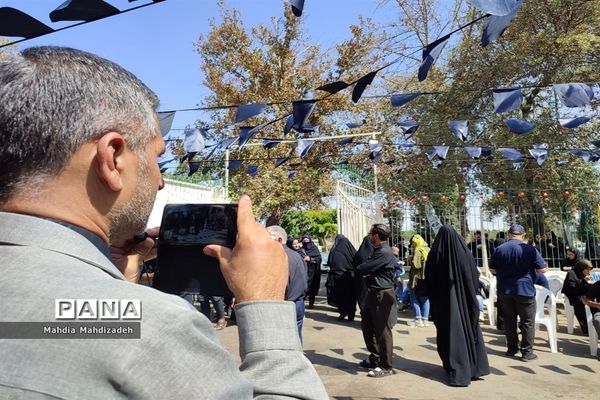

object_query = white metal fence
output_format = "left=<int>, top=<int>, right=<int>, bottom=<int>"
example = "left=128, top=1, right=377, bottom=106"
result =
left=147, top=178, right=226, bottom=227
left=335, top=180, right=378, bottom=248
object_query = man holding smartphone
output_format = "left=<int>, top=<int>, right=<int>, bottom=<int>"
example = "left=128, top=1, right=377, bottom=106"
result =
left=356, top=223, right=398, bottom=377
left=0, top=47, right=327, bottom=399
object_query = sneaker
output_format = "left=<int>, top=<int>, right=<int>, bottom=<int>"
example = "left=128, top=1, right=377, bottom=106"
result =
left=505, top=350, right=518, bottom=357
left=422, top=319, right=430, bottom=327
left=367, top=367, right=395, bottom=378
left=407, top=319, right=421, bottom=327
left=521, top=352, right=538, bottom=362
left=359, top=359, right=379, bottom=369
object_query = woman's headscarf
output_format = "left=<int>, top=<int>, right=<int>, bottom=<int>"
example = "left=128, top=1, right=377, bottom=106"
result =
left=353, top=234, right=374, bottom=267
left=301, top=234, right=321, bottom=258
left=327, top=234, right=357, bottom=274
left=563, top=248, right=579, bottom=268
left=286, top=238, right=296, bottom=250
left=411, top=234, right=428, bottom=250
left=573, top=258, right=593, bottom=278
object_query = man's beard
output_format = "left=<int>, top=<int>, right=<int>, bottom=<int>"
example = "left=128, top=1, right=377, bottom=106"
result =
left=107, top=157, right=157, bottom=243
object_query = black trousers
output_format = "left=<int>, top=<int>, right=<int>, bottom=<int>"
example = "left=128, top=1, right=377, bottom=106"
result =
left=570, top=297, right=589, bottom=334
left=498, top=294, right=536, bottom=355
left=361, top=288, right=396, bottom=369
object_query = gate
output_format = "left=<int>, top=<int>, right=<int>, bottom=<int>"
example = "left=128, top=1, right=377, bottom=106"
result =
left=335, top=180, right=378, bottom=248
left=147, top=178, right=226, bottom=227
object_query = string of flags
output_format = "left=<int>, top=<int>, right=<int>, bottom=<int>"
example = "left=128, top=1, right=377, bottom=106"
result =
left=160, top=78, right=599, bottom=176
left=5, top=1, right=596, bottom=180
left=0, top=0, right=307, bottom=50
left=157, top=0, right=534, bottom=148
left=0, top=0, right=167, bottom=50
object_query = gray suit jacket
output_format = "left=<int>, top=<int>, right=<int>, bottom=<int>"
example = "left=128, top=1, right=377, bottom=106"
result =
left=0, top=212, right=328, bottom=399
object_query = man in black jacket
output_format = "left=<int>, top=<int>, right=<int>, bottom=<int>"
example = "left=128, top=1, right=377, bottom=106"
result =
left=356, top=223, right=397, bottom=377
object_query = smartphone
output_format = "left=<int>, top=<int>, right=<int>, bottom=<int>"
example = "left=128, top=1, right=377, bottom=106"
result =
left=152, top=203, right=237, bottom=296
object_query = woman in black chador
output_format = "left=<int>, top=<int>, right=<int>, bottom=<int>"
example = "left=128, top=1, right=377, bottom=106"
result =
left=302, top=234, right=322, bottom=309
left=425, top=225, right=490, bottom=387
left=326, top=234, right=357, bottom=321
left=353, top=235, right=374, bottom=313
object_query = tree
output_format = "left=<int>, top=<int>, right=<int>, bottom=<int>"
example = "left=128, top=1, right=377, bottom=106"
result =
left=375, top=0, right=600, bottom=232
left=195, top=2, right=383, bottom=224
left=280, top=209, right=337, bottom=249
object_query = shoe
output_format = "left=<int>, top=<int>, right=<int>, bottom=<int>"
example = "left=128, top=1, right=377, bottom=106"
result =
left=521, top=352, right=538, bottom=362
left=347, top=315, right=355, bottom=322
left=407, top=319, right=421, bottom=327
left=422, top=319, right=430, bottom=327
left=367, top=367, right=395, bottom=378
left=307, top=302, right=315, bottom=309
left=505, top=350, right=518, bottom=357
left=359, top=359, right=379, bottom=369
left=214, top=319, right=227, bottom=330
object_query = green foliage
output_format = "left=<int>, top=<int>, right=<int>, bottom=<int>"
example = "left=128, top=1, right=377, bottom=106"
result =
left=578, top=206, right=599, bottom=243
left=190, top=0, right=600, bottom=228
left=377, top=0, right=600, bottom=224
left=281, top=209, right=337, bottom=248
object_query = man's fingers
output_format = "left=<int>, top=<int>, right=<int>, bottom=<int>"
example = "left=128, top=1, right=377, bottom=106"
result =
left=204, top=244, right=232, bottom=266
left=236, top=195, right=255, bottom=239
left=146, top=226, right=160, bottom=237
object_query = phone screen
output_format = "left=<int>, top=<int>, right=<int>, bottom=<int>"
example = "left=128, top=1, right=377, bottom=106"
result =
left=159, top=204, right=237, bottom=247
left=153, top=204, right=237, bottom=296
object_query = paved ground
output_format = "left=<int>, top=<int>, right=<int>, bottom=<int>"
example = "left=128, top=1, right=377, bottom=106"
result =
left=216, top=292, right=598, bottom=400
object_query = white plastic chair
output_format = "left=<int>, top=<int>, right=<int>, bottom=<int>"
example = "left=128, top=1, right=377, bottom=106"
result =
left=563, top=296, right=575, bottom=334
left=585, top=305, right=597, bottom=357
left=534, top=286, right=558, bottom=353
left=545, top=270, right=567, bottom=280
left=479, top=275, right=496, bottom=326
left=547, top=276, right=565, bottom=306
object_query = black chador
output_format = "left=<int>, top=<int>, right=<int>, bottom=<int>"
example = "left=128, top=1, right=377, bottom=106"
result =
left=326, top=234, right=357, bottom=320
left=425, top=225, right=490, bottom=387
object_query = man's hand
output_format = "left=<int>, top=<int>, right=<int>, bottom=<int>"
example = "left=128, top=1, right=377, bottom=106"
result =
left=204, top=195, right=288, bottom=303
left=110, top=227, right=159, bottom=283
left=582, top=296, right=600, bottom=310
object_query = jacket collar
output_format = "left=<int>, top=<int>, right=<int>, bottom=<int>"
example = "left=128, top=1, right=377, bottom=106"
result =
left=0, top=212, right=126, bottom=280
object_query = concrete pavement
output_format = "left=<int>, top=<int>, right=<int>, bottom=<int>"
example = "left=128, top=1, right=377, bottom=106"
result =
left=216, top=296, right=598, bottom=400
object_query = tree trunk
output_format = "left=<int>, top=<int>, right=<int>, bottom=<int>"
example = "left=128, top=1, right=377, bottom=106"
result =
left=266, top=208, right=283, bottom=227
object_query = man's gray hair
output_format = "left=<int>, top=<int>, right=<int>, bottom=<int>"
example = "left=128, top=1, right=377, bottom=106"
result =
left=0, top=46, right=160, bottom=204
left=266, top=225, right=288, bottom=242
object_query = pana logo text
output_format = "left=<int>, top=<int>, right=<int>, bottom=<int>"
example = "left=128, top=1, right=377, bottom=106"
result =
left=55, top=299, right=142, bottom=320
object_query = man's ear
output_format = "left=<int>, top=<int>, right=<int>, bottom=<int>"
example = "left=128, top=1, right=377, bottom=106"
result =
left=96, top=132, right=126, bottom=192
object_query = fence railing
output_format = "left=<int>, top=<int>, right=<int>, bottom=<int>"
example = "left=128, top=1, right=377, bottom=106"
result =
left=385, top=202, right=600, bottom=269
left=147, top=178, right=226, bottom=227
left=336, top=180, right=377, bottom=249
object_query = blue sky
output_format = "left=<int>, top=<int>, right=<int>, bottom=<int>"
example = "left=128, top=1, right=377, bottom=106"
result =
left=2, top=0, right=401, bottom=135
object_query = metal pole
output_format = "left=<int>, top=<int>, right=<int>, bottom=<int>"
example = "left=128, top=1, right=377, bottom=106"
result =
left=336, top=180, right=341, bottom=234
left=371, top=134, right=383, bottom=222
left=224, top=149, right=230, bottom=201
left=480, top=204, right=491, bottom=278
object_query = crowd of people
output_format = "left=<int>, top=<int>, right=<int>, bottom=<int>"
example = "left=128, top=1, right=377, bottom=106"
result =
left=322, top=221, right=600, bottom=383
